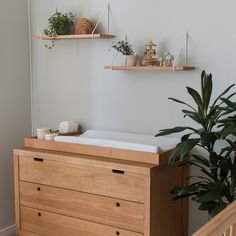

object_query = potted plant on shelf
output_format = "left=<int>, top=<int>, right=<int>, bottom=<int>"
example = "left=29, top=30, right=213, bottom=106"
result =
left=43, top=10, right=75, bottom=49
left=156, top=71, right=236, bottom=219
left=112, top=40, right=138, bottom=66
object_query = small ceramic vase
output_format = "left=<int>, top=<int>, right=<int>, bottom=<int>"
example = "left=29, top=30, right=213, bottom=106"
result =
left=126, top=55, right=139, bottom=66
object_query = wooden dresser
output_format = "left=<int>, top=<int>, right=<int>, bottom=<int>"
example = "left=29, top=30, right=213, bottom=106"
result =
left=14, top=138, right=189, bottom=236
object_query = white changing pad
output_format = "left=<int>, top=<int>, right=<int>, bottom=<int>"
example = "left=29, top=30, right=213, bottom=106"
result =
left=54, top=130, right=179, bottom=154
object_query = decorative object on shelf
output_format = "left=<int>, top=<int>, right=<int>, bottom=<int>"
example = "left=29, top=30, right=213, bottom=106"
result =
left=112, top=40, right=134, bottom=56
left=104, top=65, right=195, bottom=71
left=158, top=57, right=164, bottom=67
left=43, top=10, right=75, bottom=49
left=105, top=32, right=195, bottom=72
left=156, top=70, right=236, bottom=219
left=126, top=55, right=139, bottom=66
left=112, top=40, right=138, bottom=66
left=75, top=18, right=94, bottom=35
left=142, top=40, right=158, bottom=66
left=159, top=52, right=174, bottom=67
left=38, top=3, right=115, bottom=47
left=165, top=53, right=174, bottom=66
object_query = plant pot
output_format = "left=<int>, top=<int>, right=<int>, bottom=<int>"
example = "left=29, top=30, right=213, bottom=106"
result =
left=126, top=55, right=138, bottom=67
left=56, top=22, right=73, bottom=35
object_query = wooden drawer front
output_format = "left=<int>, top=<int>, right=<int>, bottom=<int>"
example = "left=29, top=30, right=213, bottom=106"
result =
left=20, top=182, right=144, bottom=233
left=21, top=207, right=143, bottom=236
left=19, top=156, right=145, bottom=202
left=20, top=231, right=41, bottom=236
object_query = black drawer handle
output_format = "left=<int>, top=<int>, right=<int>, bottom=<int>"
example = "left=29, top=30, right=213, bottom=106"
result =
left=112, top=169, right=125, bottom=174
left=34, top=157, right=44, bottom=162
left=38, top=212, right=41, bottom=217
left=37, top=187, right=41, bottom=191
left=116, top=231, right=120, bottom=236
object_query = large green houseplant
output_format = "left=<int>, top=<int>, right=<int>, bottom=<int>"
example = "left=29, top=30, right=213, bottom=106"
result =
left=156, top=71, right=236, bottom=219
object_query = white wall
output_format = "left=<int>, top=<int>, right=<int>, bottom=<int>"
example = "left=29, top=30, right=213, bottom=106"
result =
left=0, top=0, right=31, bottom=232
left=30, top=0, right=236, bottom=234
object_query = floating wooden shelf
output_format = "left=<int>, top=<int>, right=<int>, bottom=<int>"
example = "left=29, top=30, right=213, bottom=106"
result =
left=104, top=66, right=195, bottom=71
left=38, top=34, right=115, bottom=40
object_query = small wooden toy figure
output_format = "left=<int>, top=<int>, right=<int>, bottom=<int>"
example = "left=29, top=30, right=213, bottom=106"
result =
left=142, top=40, right=157, bottom=66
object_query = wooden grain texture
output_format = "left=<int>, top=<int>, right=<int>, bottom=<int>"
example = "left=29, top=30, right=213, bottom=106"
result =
left=14, top=142, right=189, bottom=236
left=75, top=18, right=94, bottom=34
left=19, top=156, right=146, bottom=203
left=24, top=137, right=162, bottom=165
left=144, top=175, right=151, bottom=236
left=149, top=164, right=189, bottom=236
left=14, top=148, right=154, bottom=174
left=19, top=230, right=41, bottom=236
left=21, top=206, right=143, bottom=236
left=104, top=65, right=195, bottom=71
left=20, top=181, right=144, bottom=232
left=193, top=201, right=236, bottom=236
left=14, top=154, right=20, bottom=234
left=38, top=34, right=115, bottom=40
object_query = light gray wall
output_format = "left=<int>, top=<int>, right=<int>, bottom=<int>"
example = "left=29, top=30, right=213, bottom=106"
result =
left=30, top=0, right=236, bottom=234
left=0, top=0, right=31, bottom=231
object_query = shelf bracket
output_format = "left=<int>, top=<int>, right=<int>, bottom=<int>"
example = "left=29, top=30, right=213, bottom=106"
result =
left=92, top=1, right=111, bottom=37
left=173, top=32, right=189, bottom=70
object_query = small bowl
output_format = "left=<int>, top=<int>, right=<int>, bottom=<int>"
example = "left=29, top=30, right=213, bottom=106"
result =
left=45, top=133, right=58, bottom=141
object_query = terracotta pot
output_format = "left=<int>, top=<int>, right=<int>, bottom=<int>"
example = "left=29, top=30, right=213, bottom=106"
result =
left=126, top=55, right=138, bottom=66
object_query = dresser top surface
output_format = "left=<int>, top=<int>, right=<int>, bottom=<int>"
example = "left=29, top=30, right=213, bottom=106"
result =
left=22, top=137, right=174, bottom=166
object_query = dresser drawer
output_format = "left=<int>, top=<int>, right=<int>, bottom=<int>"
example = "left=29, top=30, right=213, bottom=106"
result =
left=19, top=231, right=41, bottom=236
left=19, top=155, right=145, bottom=202
left=20, top=182, right=144, bottom=232
left=21, top=206, right=143, bottom=236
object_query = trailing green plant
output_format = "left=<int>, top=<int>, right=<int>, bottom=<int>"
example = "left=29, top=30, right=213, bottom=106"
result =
left=44, top=10, right=75, bottom=49
left=156, top=71, right=236, bottom=219
left=112, top=40, right=134, bottom=56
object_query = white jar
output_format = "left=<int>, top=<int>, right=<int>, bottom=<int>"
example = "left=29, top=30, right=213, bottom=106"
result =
left=45, top=133, right=58, bottom=141
left=37, top=128, right=50, bottom=140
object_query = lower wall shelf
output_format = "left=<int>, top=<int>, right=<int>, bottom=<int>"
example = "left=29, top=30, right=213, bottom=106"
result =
left=104, top=66, right=195, bottom=71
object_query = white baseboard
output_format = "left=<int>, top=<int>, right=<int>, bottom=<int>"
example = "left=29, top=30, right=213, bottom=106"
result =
left=0, top=225, right=16, bottom=236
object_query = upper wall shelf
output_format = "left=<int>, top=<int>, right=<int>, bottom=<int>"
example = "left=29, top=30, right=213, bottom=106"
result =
left=104, top=66, right=195, bottom=71
left=38, top=34, right=115, bottom=40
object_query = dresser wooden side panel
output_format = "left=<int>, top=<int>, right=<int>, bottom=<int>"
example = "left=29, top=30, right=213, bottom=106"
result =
left=150, top=164, right=189, bottom=236
left=14, top=153, right=21, bottom=235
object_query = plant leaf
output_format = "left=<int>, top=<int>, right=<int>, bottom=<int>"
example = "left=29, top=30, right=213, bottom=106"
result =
left=203, top=74, right=213, bottom=111
left=211, top=84, right=235, bottom=108
left=187, top=87, right=203, bottom=113
left=221, top=98, right=236, bottom=110
left=196, top=191, right=222, bottom=203
left=180, top=139, right=200, bottom=160
left=220, top=125, right=236, bottom=138
left=169, top=97, right=197, bottom=112
left=155, top=126, right=196, bottom=137
left=209, top=204, right=227, bottom=219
